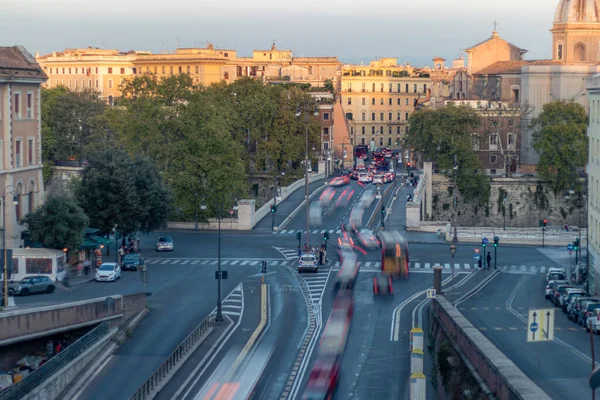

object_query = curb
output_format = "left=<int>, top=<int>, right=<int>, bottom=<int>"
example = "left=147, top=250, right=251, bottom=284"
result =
left=277, top=184, right=327, bottom=231
left=58, top=277, right=95, bottom=292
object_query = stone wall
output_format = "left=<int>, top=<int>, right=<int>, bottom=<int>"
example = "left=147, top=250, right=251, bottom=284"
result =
left=431, top=175, right=585, bottom=228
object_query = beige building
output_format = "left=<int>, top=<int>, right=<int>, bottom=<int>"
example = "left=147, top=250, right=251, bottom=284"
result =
left=37, top=43, right=340, bottom=102
left=0, top=46, right=47, bottom=250
left=587, top=74, right=600, bottom=295
left=340, top=58, right=431, bottom=151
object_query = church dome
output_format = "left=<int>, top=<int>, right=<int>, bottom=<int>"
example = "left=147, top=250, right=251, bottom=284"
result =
left=555, top=0, right=600, bottom=23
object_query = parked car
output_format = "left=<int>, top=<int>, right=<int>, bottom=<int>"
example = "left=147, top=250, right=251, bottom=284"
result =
left=577, top=299, right=600, bottom=326
left=121, top=253, right=144, bottom=271
left=546, top=271, right=566, bottom=284
left=156, top=236, right=174, bottom=252
left=546, top=280, right=568, bottom=300
left=572, top=297, right=600, bottom=323
left=95, top=263, right=121, bottom=282
left=561, top=288, right=586, bottom=311
left=588, top=309, right=600, bottom=333
left=7, top=276, right=55, bottom=296
left=551, top=284, right=574, bottom=306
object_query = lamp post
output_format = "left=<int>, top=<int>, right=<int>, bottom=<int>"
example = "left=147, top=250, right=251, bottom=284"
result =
left=113, top=225, right=118, bottom=263
left=296, top=106, right=319, bottom=249
left=450, top=232, right=457, bottom=305
left=2, top=186, right=18, bottom=309
left=201, top=198, right=238, bottom=322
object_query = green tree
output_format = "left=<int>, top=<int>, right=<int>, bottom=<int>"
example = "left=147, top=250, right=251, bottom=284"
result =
left=530, top=100, right=588, bottom=194
left=75, top=149, right=171, bottom=236
left=406, top=104, right=490, bottom=203
left=323, top=79, right=335, bottom=95
left=21, top=195, right=89, bottom=251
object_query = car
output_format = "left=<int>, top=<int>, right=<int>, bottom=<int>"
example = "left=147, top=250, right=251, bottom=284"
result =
left=355, top=228, right=380, bottom=249
left=359, top=190, right=375, bottom=208
left=588, top=309, right=600, bottom=333
left=561, top=287, right=586, bottom=311
left=551, top=284, right=573, bottom=305
left=358, top=173, right=370, bottom=183
left=334, top=244, right=358, bottom=291
left=319, top=187, right=336, bottom=204
left=7, top=276, right=55, bottom=296
left=95, top=262, right=121, bottom=282
left=546, top=279, right=568, bottom=300
left=298, top=253, right=319, bottom=273
left=121, top=253, right=145, bottom=271
left=328, top=176, right=350, bottom=187
left=373, top=174, right=383, bottom=184
left=309, top=201, right=323, bottom=227
left=578, top=299, right=600, bottom=326
left=572, top=297, right=600, bottom=323
left=156, top=236, right=174, bottom=252
left=546, top=268, right=566, bottom=283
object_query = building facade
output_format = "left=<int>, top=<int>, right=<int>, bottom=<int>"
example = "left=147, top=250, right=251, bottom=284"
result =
left=0, top=46, right=47, bottom=249
left=586, top=73, right=600, bottom=296
left=340, top=58, right=431, bottom=151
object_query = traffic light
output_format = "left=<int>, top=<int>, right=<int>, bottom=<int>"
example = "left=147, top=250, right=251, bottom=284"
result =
left=261, top=260, right=267, bottom=274
left=574, top=238, right=580, bottom=250
left=381, top=205, right=386, bottom=216
left=324, top=231, right=330, bottom=241
left=543, top=219, right=547, bottom=228
left=481, top=239, right=486, bottom=248
left=296, top=231, right=301, bottom=242
left=494, top=236, right=499, bottom=247
left=270, top=204, right=277, bottom=213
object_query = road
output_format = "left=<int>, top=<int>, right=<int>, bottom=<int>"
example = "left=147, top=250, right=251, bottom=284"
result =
left=459, top=246, right=598, bottom=400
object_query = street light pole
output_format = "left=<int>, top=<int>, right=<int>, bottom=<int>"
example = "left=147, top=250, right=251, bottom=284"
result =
left=217, top=210, right=222, bottom=322
left=305, top=117, right=310, bottom=248
left=272, top=171, right=277, bottom=231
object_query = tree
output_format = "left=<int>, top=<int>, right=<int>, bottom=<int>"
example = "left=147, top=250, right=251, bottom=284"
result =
left=75, top=149, right=171, bottom=236
left=323, top=79, right=335, bottom=95
left=406, top=104, right=490, bottom=203
left=41, top=87, right=107, bottom=162
left=21, top=195, right=89, bottom=251
left=479, top=102, right=534, bottom=177
left=530, top=100, right=588, bottom=194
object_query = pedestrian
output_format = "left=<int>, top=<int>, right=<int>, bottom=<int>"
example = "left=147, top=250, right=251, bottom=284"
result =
left=55, top=341, right=62, bottom=355
left=565, top=224, right=569, bottom=232
left=46, top=340, right=54, bottom=358
left=297, top=246, right=302, bottom=258
left=478, top=258, right=482, bottom=269
left=486, top=253, right=492, bottom=270
left=77, top=261, right=83, bottom=277
left=84, top=259, right=90, bottom=276
left=303, top=243, right=308, bottom=253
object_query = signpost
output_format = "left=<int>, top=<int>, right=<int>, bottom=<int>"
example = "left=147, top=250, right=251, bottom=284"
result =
left=528, top=308, right=555, bottom=383
left=426, top=289, right=436, bottom=299
left=474, top=254, right=482, bottom=262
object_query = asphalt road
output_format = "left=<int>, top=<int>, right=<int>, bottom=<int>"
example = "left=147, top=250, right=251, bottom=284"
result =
left=459, top=246, right=598, bottom=400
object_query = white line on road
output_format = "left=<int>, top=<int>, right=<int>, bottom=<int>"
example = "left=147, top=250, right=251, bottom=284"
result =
left=230, top=260, right=239, bottom=265
left=250, top=261, right=258, bottom=266
left=180, top=260, right=190, bottom=265
left=160, top=259, right=170, bottom=264
left=444, top=263, right=450, bottom=269
left=425, top=263, right=430, bottom=269
left=241, top=261, right=249, bottom=266
left=171, top=260, right=181, bottom=265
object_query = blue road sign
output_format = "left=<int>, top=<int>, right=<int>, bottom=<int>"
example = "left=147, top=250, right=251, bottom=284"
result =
left=530, top=322, right=539, bottom=333
left=567, top=244, right=574, bottom=251
left=474, top=254, right=482, bottom=262
left=482, top=237, right=489, bottom=245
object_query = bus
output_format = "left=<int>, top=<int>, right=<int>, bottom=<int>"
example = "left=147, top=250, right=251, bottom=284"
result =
left=355, top=145, right=368, bottom=159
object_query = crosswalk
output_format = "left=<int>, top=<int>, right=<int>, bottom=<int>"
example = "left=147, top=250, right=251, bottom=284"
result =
left=143, top=258, right=553, bottom=275
left=210, top=284, right=243, bottom=318
left=273, top=229, right=342, bottom=235
left=298, top=268, right=331, bottom=304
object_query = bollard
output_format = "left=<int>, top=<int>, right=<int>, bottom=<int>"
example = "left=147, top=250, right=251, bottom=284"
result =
left=410, top=327, right=424, bottom=351
left=433, top=265, right=443, bottom=295
left=411, top=348, right=424, bottom=374
left=410, top=372, right=426, bottom=400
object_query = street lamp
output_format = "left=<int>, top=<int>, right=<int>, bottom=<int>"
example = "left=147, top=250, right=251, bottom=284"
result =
left=296, top=105, right=319, bottom=249
left=2, top=186, right=18, bottom=309
left=113, top=225, right=118, bottom=263
left=450, top=227, right=458, bottom=305
left=201, top=197, right=238, bottom=322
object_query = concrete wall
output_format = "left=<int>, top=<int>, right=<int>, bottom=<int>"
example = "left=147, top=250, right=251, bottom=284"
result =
left=431, top=175, right=586, bottom=228
left=431, top=296, right=550, bottom=400
left=22, top=327, right=118, bottom=400
left=0, top=293, right=146, bottom=346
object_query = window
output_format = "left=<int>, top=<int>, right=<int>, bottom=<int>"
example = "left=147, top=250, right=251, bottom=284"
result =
left=372, top=113, right=375, bottom=121
left=75, top=67, right=78, bottom=74
left=405, top=113, right=409, bottom=120
left=397, top=98, right=401, bottom=105
left=388, top=137, right=392, bottom=145
left=348, top=98, right=352, bottom=105
left=62, top=68, right=65, bottom=74
left=12, top=258, right=18, bottom=275
left=347, top=83, right=352, bottom=92
left=388, top=113, right=392, bottom=121
left=405, top=84, right=409, bottom=92
left=108, top=67, right=113, bottom=74
left=380, top=98, right=384, bottom=105
left=380, top=138, right=383, bottom=146
left=95, top=80, right=99, bottom=88
left=26, top=93, right=32, bottom=119
left=28, top=191, right=33, bottom=213
left=324, top=142, right=329, bottom=150
left=49, top=68, right=52, bottom=74
left=13, top=93, right=20, bottom=118
left=362, top=98, right=365, bottom=105
left=108, top=80, right=113, bottom=88
left=414, top=84, right=417, bottom=93
left=75, top=80, right=78, bottom=88
left=406, top=98, right=409, bottom=105
left=380, top=83, right=384, bottom=92
left=162, top=66, right=166, bottom=74
left=362, top=113, right=366, bottom=121
left=26, top=258, right=52, bottom=274
left=170, top=66, right=173, bottom=74
left=512, top=89, right=520, bottom=103
left=558, top=44, right=563, bottom=60
left=324, top=127, right=329, bottom=135
left=397, top=113, right=401, bottom=120
left=362, top=83, right=366, bottom=92
left=507, top=133, right=515, bottom=150
left=372, top=83, right=376, bottom=92
left=397, top=126, right=400, bottom=134
left=224, top=71, right=229, bottom=79
left=108, top=95, right=114, bottom=106
left=388, top=126, right=392, bottom=134
left=15, top=139, right=21, bottom=168
left=361, top=138, right=365, bottom=145
left=388, top=98, right=392, bottom=105
left=362, top=126, right=365, bottom=135
left=490, top=155, right=497, bottom=164
left=489, top=134, right=498, bottom=150
left=323, top=113, right=330, bottom=120
left=68, top=68, right=71, bottom=74
left=397, top=84, right=401, bottom=93
left=389, top=83, right=392, bottom=93
left=372, top=127, right=375, bottom=134
left=380, top=113, right=384, bottom=121
left=424, top=84, right=427, bottom=93
left=95, top=67, right=98, bottom=74
left=472, top=134, right=480, bottom=150
left=28, top=138, right=33, bottom=165
left=68, top=80, right=72, bottom=88
left=372, top=98, right=375, bottom=105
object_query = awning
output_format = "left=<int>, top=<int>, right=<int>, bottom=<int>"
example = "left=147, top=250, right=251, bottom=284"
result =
left=92, top=236, right=112, bottom=246
left=80, top=236, right=112, bottom=250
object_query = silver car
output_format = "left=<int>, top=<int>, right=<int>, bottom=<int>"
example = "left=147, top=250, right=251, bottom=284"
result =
left=8, top=276, right=55, bottom=296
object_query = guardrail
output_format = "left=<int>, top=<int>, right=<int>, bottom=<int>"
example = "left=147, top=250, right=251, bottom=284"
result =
left=130, top=315, right=212, bottom=400
left=0, top=322, right=109, bottom=400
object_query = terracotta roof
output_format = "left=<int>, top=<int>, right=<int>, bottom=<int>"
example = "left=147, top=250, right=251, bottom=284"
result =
left=465, top=33, right=526, bottom=53
left=0, top=46, right=47, bottom=81
left=474, top=59, right=565, bottom=75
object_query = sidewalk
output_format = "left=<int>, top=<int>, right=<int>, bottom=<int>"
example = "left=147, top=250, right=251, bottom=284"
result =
left=57, top=267, right=95, bottom=292
left=385, top=182, right=447, bottom=244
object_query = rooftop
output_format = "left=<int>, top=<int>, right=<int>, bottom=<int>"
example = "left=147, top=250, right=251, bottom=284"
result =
left=0, top=46, right=47, bottom=81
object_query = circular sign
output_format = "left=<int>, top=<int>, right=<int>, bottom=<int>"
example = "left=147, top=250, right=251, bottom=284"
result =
left=530, top=322, right=539, bottom=332
left=482, top=237, right=489, bottom=245
left=474, top=254, right=482, bottom=262
left=474, top=248, right=480, bottom=254
left=567, top=244, right=574, bottom=251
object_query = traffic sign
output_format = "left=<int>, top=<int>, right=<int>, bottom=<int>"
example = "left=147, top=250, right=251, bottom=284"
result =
left=482, top=237, right=489, bottom=245
left=426, top=289, right=436, bottom=299
left=474, top=254, right=482, bottom=262
left=567, top=244, right=574, bottom=251
left=527, top=308, right=554, bottom=342
left=568, top=250, right=573, bottom=255
left=474, top=248, right=480, bottom=254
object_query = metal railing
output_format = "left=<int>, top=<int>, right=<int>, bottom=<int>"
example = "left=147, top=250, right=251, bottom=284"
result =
left=130, top=316, right=211, bottom=400
left=0, top=322, right=109, bottom=400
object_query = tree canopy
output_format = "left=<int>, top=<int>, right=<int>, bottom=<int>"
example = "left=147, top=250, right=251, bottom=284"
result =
left=21, top=195, right=89, bottom=251
left=406, top=104, right=490, bottom=203
left=75, top=149, right=171, bottom=236
left=530, top=100, right=588, bottom=194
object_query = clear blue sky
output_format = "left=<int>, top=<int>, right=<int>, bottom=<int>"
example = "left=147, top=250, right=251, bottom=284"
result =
left=3, top=0, right=556, bottom=66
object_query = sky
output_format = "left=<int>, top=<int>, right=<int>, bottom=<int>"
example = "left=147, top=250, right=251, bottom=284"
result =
left=3, top=0, right=557, bottom=67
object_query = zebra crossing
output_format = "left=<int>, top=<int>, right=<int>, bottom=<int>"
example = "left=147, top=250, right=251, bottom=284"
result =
left=273, top=229, right=342, bottom=235
left=298, top=268, right=331, bottom=304
left=143, top=258, right=553, bottom=275
left=210, top=284, right=243, bottom=318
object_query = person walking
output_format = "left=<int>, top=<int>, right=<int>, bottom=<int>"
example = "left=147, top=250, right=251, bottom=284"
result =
left=83, top=259, right=90, bottom=276
left=486, top=252, right=492, bottom=270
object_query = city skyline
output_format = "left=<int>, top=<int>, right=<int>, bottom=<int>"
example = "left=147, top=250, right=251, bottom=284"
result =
left=6, top=0, right=555, bottom=66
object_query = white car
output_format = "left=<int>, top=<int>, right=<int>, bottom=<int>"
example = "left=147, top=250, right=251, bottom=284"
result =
left=95, top=263, right=121, bottom=282
left=373, top=174, right=383, bottom=184
left=588, top=309, right=600, bottom=333
left=309, top=201, right=322, bottom=227
left=298, top=253, right=318, bottom=273
left=358, top=173, right=370, bottom=183
left=359, top=190, right=376, bottom=208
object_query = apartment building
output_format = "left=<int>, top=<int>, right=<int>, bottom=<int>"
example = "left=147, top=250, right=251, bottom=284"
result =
left=0, top=46, right=47, bottom=248
left=340, top=58, right=431, bottom=150
left=586, top=74, right=600, bottom=295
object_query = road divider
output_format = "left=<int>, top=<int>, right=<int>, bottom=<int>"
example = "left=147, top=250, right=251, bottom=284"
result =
left=276, top=184, right=327, bottom=231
